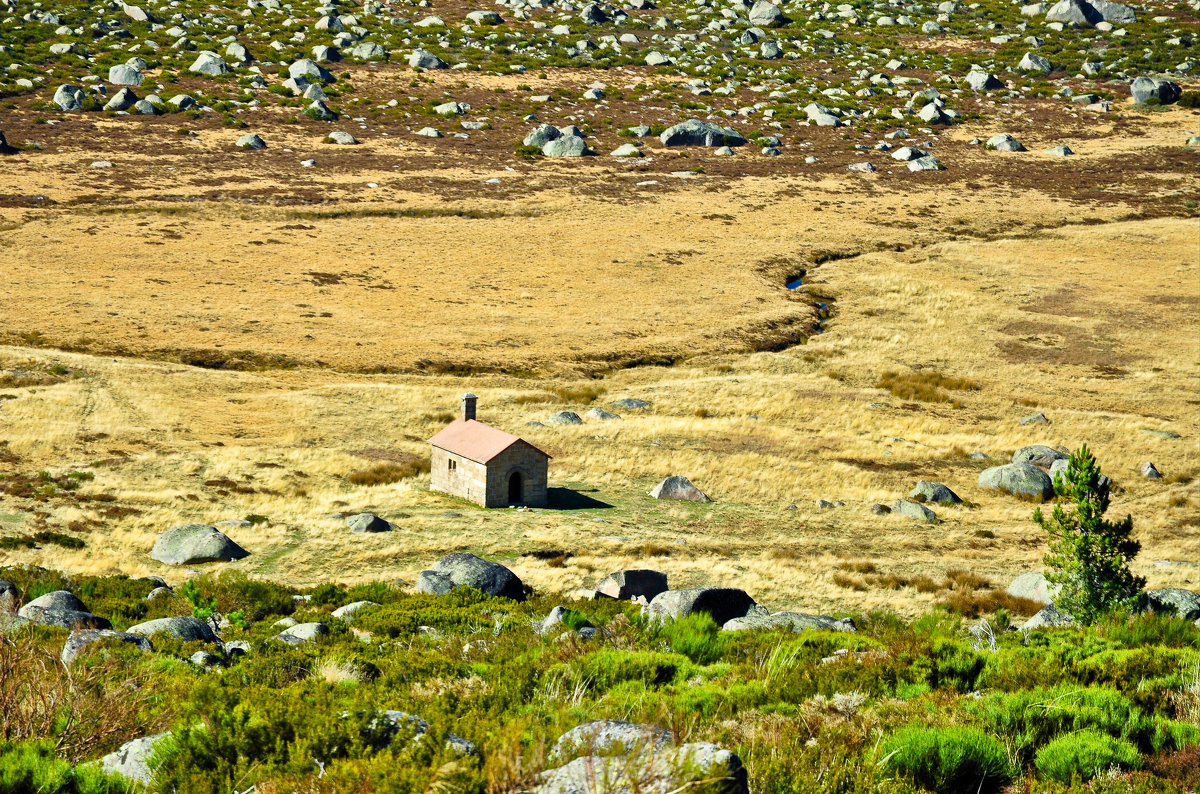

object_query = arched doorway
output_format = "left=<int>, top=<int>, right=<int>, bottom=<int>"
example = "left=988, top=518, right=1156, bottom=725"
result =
left=507, top=471, right=523, bottom=505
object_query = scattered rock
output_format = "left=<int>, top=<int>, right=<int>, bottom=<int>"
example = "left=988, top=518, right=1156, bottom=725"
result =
left=61, top=629, right=153, bottom=664
left=53, top=84, right=85, bottom=111
left=151, top=524, right=249, bottom=566
left=748, top=0, right=786, bottom=26
left=237, top=133, right=266, bottom=149
left=1146, top=588, right=1200, bottom=620
left=101, top=734, right=172, bottom=786
left=585, top=407, right=621, bottom=421
left=1019, top=52, right=1053, bottom=73
left=327, top=130, right=359, bottom=145
left=893, top=499, right=938, bottom=522
left=332, top=601, right=379, bottom=621
left=346, top=513, right=391, bottom=533
left=417, top=552, right=525, bottom=600
left=978, top=463, right=1055, bottom=500
left=723, top=612, right=855, bottom=633
left=127, top=616, right=219, bottom=644
left=536, top=739, right=748, bottom=794
left=0, top=581, right=18, bottom=613
left=108, top=63, right=144, bottom=86
left=190, top=51, right=230, bottom=76
left=547, top=410, right=583, bottom=425
left=595, top=569, right=669, bottom=601
left=1006, top=572, right=1060, bottom=605
left=550, top=720, right=673, bottom=762
left=17, top=591, right=110, bottom=630
left=986, top=134, right=1026, bottom=151
left=276, top=622, right=329, bottom=645
left=648, top=587, right=758, bottom=625
left=910, top=481, right=962, bottom=504
left=408, top=49, right=448, bottom=69
left=659, top=119, right=747, bottom=147
left=1140, top=461, right=1162, bottom=479
left=1045, top=145, right=1074, bottom=156
left=1012, top=445, right=1067, bottom=469
left=648, top=475, right=710, bottom=502
left=611, top=398, right=651, bottom=410
left=1022, top=603, right=1075, bottom=630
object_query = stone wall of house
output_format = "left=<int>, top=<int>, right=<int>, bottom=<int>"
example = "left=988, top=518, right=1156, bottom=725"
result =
left=430, top=446, right=489, bottom=507
left=485, top=442, right=548, bottom=508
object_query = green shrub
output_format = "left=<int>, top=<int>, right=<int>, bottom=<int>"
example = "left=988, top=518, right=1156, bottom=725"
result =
left=566, top=649, right=691, bottom=689
left=656, top=612, right=727, bottom=665
left=883, top=725, right=1013, bottom=794
left=967, top=685, right=1150, bottom=764
left=1035, top=729, right=1141, bottom=782
left=0, top=741, right=131, bottom=793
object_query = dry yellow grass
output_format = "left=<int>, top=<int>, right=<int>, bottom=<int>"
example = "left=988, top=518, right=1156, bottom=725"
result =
left=0, top=110, right=1196, bottom=618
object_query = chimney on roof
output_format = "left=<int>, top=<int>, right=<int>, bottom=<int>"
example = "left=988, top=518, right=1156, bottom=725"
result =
left=461, top=393, right=477, bottom=422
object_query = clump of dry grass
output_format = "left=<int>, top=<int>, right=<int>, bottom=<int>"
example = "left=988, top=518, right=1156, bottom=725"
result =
left=936, top=590, right=1043, bottom=618
left=314, top=655, right=364, bottom=685
left=832, top=572, right=868, bottom=591
left=837, top=561, right=878, bottom=574
left=875, top=370, right=980, bottom=404
left=347, top=458, right=430, bottom=486
left=641, top=542, right=674, bottom=558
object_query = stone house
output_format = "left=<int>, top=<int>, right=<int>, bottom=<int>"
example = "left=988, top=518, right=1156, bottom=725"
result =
left=428, top=394, right=550, bottom=508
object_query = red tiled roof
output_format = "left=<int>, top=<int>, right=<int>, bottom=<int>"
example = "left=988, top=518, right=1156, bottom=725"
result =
left=428, top=419, right=550, bottom=464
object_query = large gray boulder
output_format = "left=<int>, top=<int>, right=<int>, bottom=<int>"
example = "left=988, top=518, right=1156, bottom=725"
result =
left=417, top=553, right=524, bottom=600
left=893, top=499, right=937, bottom=522
left=979, top=463, right=1054, bottom=500
left=1006, top=572, right=1060, bottom=605
left=966, top=70, right=1003, bottom=90
left=660, top=119, right=747, bottom=147
left=648, top=476, right=710, bottom=502
left=1019, top=52, right=1052, bottom=73
left=289, top=58, right=334, bottom=83
left=1090, top=0, right=1135, bottom=21
left=1147, top=588, right=1200, bottom=621
left=18, top=591, right=110, bottom=630
left=648, top=588, right=758, bottom=625
left=127, top=616, right=219, bottom=644
left=551, top=720, right=673, bottom=762
left=723, top=612, right=855, bottom=633
left=543, top=135, right=588, bottom=157
left=1045, top=0, right=1102, bottom=25
left=151, top=524, right=249, bottom=565
left=547, top=410, right=583, bottom=425
left=986, top=134, right=1026, bottom=152
left=748, top=0, right=786, bottom=26
left=101, top=734, right=172, bottom=786
left=536, top=741, right=748, bottom=794
left=910, top=481, right=962, bottom=504
left=332, top=601, right=378, bottom=621
left=0, top=581, right=18, bottom=613
left=62, top=629, right=153, bottom=664
left=408, top=49, right=448, bottom=69
left=1022, top=603, right=1075, bottom=630
left=189, top=51, right=230, bottom=76
left=236, top=133, right=266, bottom=149
left=523, top=123, right=561, bottom=148
left=108, top=64, right=144, bottom=86
left=595, top=569, right=668, bottom=601
left=276, top=622, right=329, bottom=645
left=346, top=513, right=390, bottom=533
left=104, top=87, right=139, bottom=112
left=53, top=84, right=85, bottom=111
left=1012, top=445, right=1067, bottom=469
left=1130, top=77, right=1182, bottom=105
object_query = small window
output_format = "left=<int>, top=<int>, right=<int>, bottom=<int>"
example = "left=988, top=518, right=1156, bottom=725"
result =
left=448, top=459, right=456, bottom=471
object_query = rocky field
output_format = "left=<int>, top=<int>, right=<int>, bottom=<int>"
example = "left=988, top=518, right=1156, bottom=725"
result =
left=0, top=0, right=1198, bottom=788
